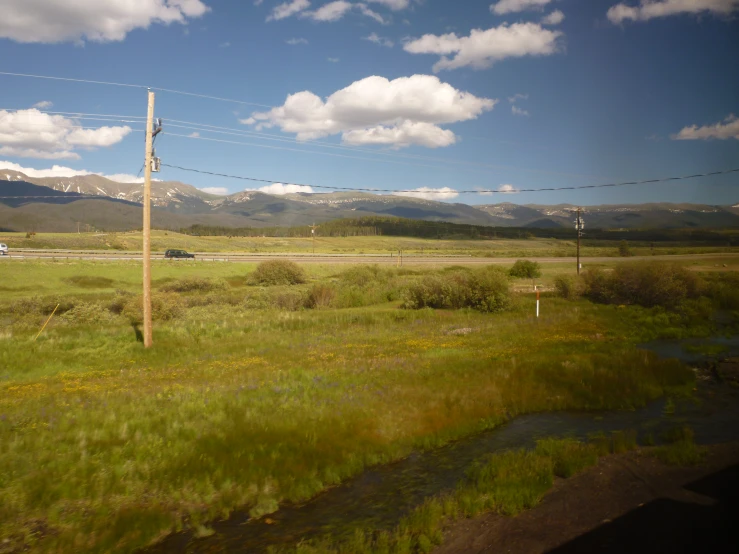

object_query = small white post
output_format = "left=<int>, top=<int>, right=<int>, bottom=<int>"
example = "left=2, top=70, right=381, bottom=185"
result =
left=536, top=287, right=540, bottom=318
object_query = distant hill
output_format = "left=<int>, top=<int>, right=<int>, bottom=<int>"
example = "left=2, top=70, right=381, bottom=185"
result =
left=1, top=170, right=737, bottom=232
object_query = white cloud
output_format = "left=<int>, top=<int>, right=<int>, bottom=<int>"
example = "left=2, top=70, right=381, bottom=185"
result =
left=300, top=1, right=388, bottom=23
left=607, top=0, right=739, bottom=24
left=673, top=114, right=739, bottom=140
left=241, top=74, right=496, bottom=149
left=364, top=32, right=394, bottom=47
left=0, top=160, right=142, bottom=182
left=491, top=0, right=552, bottom=15
left=512, top=106, right=530, bottom=116
left=0, top=0, right=210, bottom=44
left=497, top=184, right=519, bottom=193
left=219, top=41, right=231, bottom=47
left=31, top=101, right=53, bottom=110
left=286, top=37, right=309, bottom=44
left=343, top=121, right=457, bottom=148
left=541, top=9, right=565, bottom=25
left=255, top=183, right=315, bottom=194
left=254, top=0, right=264, bottom=5
left=267, top=0, right=311, bottom=21
left=188, top=132, right=200, bottom=138
left=367, top=0, right=411, bottom=9
left=0, top=109, right=131, bottom=160
left=508, top=93, right=529, bottom=103
left=403, top=23, right=563, bottom=72
left=327, top=57, right=341, bottom=62
left=201, top=187, right=229, bottom=195
left=393, top=187, right=459, bottom=200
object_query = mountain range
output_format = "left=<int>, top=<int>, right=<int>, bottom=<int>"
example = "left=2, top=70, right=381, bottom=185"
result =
left=1, top=169, right=737, bottom=232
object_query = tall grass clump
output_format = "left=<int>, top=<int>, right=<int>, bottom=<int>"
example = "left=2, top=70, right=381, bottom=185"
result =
left=652, top=426, right=706, bottom=466
left=582, top=262, right=701, bottom=308
left=249, top=260, right=306, bottom=286
left=402, top=266, right=510, bottom=312
left=122, top=292, right=185, bottom=323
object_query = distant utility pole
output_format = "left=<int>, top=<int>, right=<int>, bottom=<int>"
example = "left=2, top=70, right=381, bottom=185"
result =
left=142, top=90, right=155, bottom=348
left=575, top=207, right=584, bottom=276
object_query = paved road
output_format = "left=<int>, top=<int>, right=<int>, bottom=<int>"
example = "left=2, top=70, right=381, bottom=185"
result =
left=1, top=251, right=737, bottom=265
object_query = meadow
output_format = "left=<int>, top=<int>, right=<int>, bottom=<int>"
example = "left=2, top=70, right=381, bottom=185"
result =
left=2, top=230, right=738, bottom=258
left=0, top=257, right=735, bottom=553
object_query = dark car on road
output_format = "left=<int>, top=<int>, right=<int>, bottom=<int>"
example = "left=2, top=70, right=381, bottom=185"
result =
left=164, top=249, right=195, bottom=259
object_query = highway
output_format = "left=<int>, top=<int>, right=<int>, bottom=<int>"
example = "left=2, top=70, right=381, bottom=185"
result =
left=1, top=250, right=737, bottom=265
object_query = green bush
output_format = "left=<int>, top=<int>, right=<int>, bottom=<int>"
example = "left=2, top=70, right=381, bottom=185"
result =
left=60, top=302, right=118, bottom=325
left=249, top=260, right=306, bottom=286
left=339, top=265, right=389, bottom=287
left=122, top=292, right=186, bottom=323
left=581, top=263, right=701, bottom=309
left=553, top=274, right=579, bottom=300
left=618, top=240, right=632, bottom=257
left=509, top=260, right=542, bottom=280
left=272, top=291, right=306, bottom=311
left=160, top=277, right=227, bottom=293
left=402, top=266, right=510, bottom=313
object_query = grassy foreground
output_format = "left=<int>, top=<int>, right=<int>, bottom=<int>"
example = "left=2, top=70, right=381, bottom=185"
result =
left=0, top=259, right=719, bottom=553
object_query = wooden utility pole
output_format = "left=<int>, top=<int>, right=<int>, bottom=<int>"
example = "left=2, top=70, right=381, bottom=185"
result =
left=576, top=207, right=582, bottom=276
left=143, top=90, right=155, bottom=348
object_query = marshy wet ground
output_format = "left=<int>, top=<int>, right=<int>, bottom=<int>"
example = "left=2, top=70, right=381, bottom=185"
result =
left=147, top=336, right=739, bottom=553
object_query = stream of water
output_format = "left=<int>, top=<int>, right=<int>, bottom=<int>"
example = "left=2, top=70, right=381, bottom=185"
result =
left=148, top=337, right=739, bottom=553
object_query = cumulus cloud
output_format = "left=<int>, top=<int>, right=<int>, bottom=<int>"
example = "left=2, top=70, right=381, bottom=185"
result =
left=343, top=121, right=457, bottom=148
left=0, top=0, right=209, bottom=43
left=0, top=109, right=131, bottom=160
left=241, top=74, right=496, bottom=149
left=491, top=0, right=552, bottom=14
left=403, top=22, right=563, bottom=72
left=393, top=187, right=459, bottom=200
left=497, top=184, right=519, bottom=193
left=364, top=32, right=394, bottom=47
left=255, top=183, right=315, bottom=194
left=673, top=114, right=739, bottom=140
left=200, top=187, right=229, bottom=195
left=541, top=9, right=565, bottom=24
left=31, top=101, right=53, bottom=110
left=607, top=0, right=739, bottom=24
left=512, top=106, right=530, bottom=116
left=267, top=0, right=311, bottom=21
left=0, top=160, right=141, bottom=182
left=299, top=1, right=387, bottom=23
left=286, top=37, right=309, bottom=44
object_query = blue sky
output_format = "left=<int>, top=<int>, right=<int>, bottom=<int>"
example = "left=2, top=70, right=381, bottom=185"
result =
left=0, top=0, right=737, bottom=206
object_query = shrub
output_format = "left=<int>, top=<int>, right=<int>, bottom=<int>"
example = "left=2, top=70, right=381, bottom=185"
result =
left=339, top=265, right=388, bottom=287
left=581, top=263, right=701, bottom=309
left=160, top=277, right=227, bottom=293
left=271, top=291, right=306, bottom=311
left=249, top=260, right=306, bottom=286
left=122, top=292, right=185, bottom=323
left=402, top=267, right=510, bottom=313
left=66, top=276, right=115, bottom=289
left=60, top=302, right=118, bottom=325
left=553, top=275, right=579, bottom=300
left=509, top=260, right=541, bottom=288
left=618, top=240, right=632, bottom=257
left=108, top=290, right=133, bottom=314
left=305, top=283, right=336, bottom=309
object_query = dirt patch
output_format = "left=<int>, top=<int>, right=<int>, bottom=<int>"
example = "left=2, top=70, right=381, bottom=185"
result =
left=435, top=443, right=739, bottom=554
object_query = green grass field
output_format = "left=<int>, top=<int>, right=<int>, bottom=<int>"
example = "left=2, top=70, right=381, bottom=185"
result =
left=3, top=230, right=738, bottom=258
left=0, top=257, right=734, bottom=553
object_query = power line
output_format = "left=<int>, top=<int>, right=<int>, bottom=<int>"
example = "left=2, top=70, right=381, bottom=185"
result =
left=0, top=71, right=274, bottom=108
left=160, top=163, right=739, bottom=195
left=2, top=166, right=736, bottom=200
